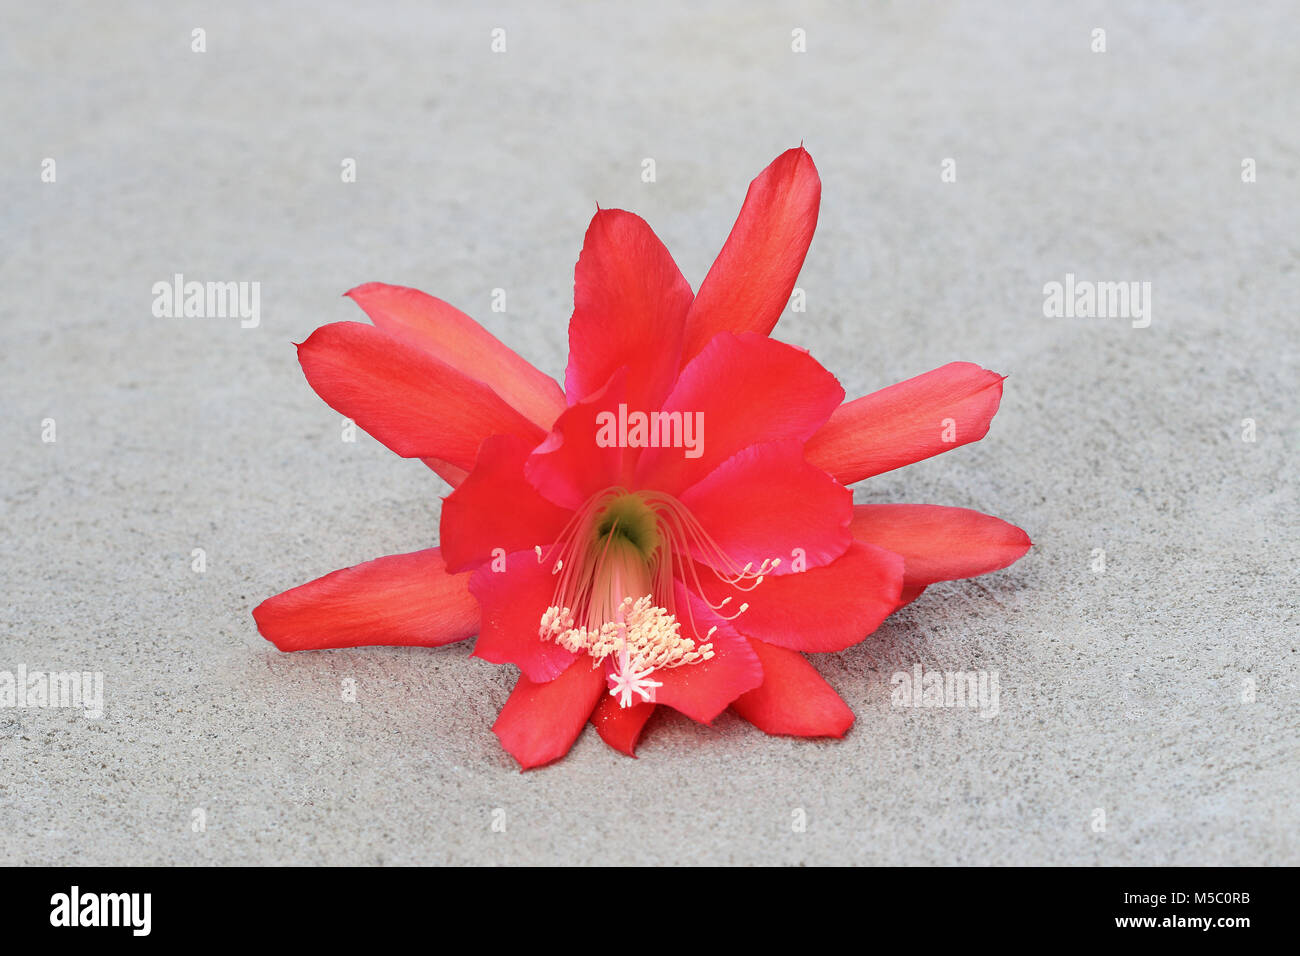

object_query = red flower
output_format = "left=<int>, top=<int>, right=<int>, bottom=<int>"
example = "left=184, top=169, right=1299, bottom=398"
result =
left=254, top=148, right=1031, bottom=769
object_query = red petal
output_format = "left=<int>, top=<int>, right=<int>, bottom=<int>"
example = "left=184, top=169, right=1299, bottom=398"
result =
left=731, top=639, right=854, bottom=738
left=678, top=439, right=852, bottom=574
left=805, top=363, right=1005, bottom=485
left=693, top=542, right=903, bottom=653
left=590, top=696, right=655, bottom=757
left=565, top=209, right=693, bottom=411
left=253, top=548, right=478, bottom=652
left=468, top=550, right=577, bottom=683
left=440, top=434, right=571, bottom=574
left=634, top=332, right=843, bottom=497
left=850, top=504, right=1031, bottom=586
left=896, top=584, right=926, bottom=609
left=524, top=368, right=628, bottom=510
left=652, top=585, right=764, bottom=724
left=493, top=658, right=607, bottom=770
left=681, top=147, right=821, bottom=362
left=421, top=457, right=469, bottom=488
left=346, top=282, right=565, bottom=430
left=298, top=322, right=544, bottom=472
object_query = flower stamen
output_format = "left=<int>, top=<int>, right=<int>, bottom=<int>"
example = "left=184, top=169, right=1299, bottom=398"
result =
left=535, top=487, right=774, bottom=707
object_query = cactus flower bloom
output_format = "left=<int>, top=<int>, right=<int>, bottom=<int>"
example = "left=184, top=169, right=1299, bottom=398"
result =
left=254, top=147, right=1030, bottom=768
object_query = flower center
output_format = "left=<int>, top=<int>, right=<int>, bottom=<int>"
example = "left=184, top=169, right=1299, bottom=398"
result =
left=536, top=488, right=779, bottom=707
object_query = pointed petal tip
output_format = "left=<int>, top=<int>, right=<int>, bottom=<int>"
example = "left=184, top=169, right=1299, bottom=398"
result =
left=566, top=209, right=691, bottom=412
left=790, top=704, right=854, bottom=740
left=731, top=640, right=857, bottom=738
left=492, top=661, right=606, bottom=769
left=252, top=549, right=479, bottom=653
left=601, top=734, right=642, bottom=759
left=851, top=505, right=1032, bottom=587
left=828, top=715, right=854, bottom=739
left=591, top=696, right=655, bottom=757
left=680, top=147, right=822, bottom=357
left=342, top=281, right=393, bottom=300
left=806, top=361, right=1008, bottom=484
left=251, top=600, right=287, bottom=651
left=502, top=746, right=563, bottom=772
left=789, top=141, right=816, bottom=164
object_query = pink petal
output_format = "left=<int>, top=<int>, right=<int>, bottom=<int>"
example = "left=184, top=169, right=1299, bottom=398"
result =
left=440, top=434, right=571, bottom=574
left=634, top=332, right=843, bottom=497
left=346, top=282, right=565, bottom=430
left=524, top=368, right=629, bottom=510
left=253, top=548, right=478, bottom=652
left=896, top=584, right=927, bottom=609
left=652, top=585, right=764, bottom=724
left=731, top=638, right=854, bottom=738
left=468, top=550, right=577, bottom=683
left=805, top=362, right=1005, bottom=485
left=493, top=658, right=607, bottom=770
left=421, top=457, right=469, bottom=488
left=590, top=696, right=656, bottom=757
left=298, top=322, right=544, bottom=471
left=565, top=209, right=693, bottom=411
left=850, top=504, right=1031, bottom=586
left=678, top=439, right=852, bottom=574
left=694, top=542, right=903, bottom=653
left=681, top=147, right=821, bottom=362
